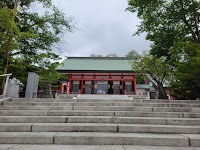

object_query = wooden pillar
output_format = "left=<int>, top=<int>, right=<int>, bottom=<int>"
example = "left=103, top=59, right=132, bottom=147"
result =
left=81, top=74, right=84, bottom=94
left=81, top=79, right=84, bottom=94
left=122, top=80, right=124, bottom=94
left=121, top=74, right=124, bottom=95
left=134, top=75, right=136, bottom=95
left=67, top=81, right=70, bottom=94
left=59, top=83, right=62, bottom=94
left=68, top=74, right=71, bottom=94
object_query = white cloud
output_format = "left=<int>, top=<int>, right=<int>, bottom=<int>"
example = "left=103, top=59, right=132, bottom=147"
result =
left=52, top=0, right=151, bottom=57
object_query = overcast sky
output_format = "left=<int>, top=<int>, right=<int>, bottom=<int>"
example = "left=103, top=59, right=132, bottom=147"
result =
left=51, top=0, right=151, bottom=57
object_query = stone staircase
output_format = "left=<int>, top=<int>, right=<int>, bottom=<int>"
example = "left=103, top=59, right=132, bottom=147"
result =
left=0, top=95, right=200, bottom=147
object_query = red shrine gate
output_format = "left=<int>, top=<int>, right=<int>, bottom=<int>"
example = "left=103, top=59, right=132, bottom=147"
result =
left=60, top=73, right=136, bottom=95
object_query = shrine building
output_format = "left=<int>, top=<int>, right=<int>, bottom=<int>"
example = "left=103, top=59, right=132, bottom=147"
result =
left=56, top=57, right=136, bottom=95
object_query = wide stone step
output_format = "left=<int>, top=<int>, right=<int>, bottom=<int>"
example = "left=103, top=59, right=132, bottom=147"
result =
left=1, top=110, right=200, bottom=118
left=0, top=110, right=49, bottom=116
left=0, top=123, right=117, bottom=132
left=53, top=132, right=200, bottom=146
left=9, top=98, right=142, bottom=103
left=0, top=132, right=56, bottom=144
left=3, top=102, right=58, bottom=106
left=1, top=132, right=199, bottom=146
left=1, top=145, right=200, bottom=150
left=10, top=98, right=59, bottom=102
left=115, top=111, right=200, bottom=118
left=0, top=116, right=165, bottom=124
left=118, top=124, right=200, bottom=134
left=3, top=101, right=200, bottom=108
left=0, top=110, right=114, bottom=116
left=1, top=105, right=200, bottom=112
left=73, top=106, right=152, bottom=111
left=75, top=99, right=200, bottom=104
left=0, top=123, right=200, bottom=134
left=73, top=106, right=200, bottom=112
left=0, top=106, right=152, bottom=111
left=143, top=99, right=200, bottom=104
left=0, top=116, right=67, bottom=123
left=152, top=107, right=200, bottom=112
left=114, top=103, right=200, bottom=107
left=66, top=116, right=200, bottom=125
left=9, top=98, right=79, bottom=103
left=48, top=111, right=200, bottom=118
left=75, top=95, right=132, bottom=100
left=48, top=110, right=114, bottom=116
left=73, top=99, right=142, bottom=103
left=1, top=116, right=200, bottom=125
left=0, top=106, right=73, bottom=110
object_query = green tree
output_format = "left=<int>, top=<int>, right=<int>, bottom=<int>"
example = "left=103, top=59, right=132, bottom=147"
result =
left=127, top=0, right=200, bottom=99
left=0, top=6, right=33, bottom=90
left=171, top=43, right=200, bottom=99
left=106, top=54, right=118, bottom=57
left=126, top=50, right=143, bottom=84
left=90, top=54, right=118, bottom=57
left=13, top=0, right=72, bottom=66
left=126, top=50, right=141, bottom=60
left=0, top=0, right=73, bottom=90
left=132, top=52, right=171, bottom=99
left=90, top=54, right=103, bottom=57
left=127, top=0, right=200, bottom=59
left=37, top=62, right=63, bottom=96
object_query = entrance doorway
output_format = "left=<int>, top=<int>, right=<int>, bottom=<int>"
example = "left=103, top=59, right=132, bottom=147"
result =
left=113, top=81, right=120, bottom=94
left=97, top=81, right=107, bottom=94
left=125, top=81, right=133, bottom=94
left=72, top=81, right=80, bottom=94
left=85, top=81, right=92, bottom=94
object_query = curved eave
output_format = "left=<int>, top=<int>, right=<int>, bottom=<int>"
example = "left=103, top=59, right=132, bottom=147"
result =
left=56, top=70, right=135, bottom=74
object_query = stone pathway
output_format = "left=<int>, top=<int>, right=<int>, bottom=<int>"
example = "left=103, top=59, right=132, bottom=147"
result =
left=1, top=145, right=200, bottom=150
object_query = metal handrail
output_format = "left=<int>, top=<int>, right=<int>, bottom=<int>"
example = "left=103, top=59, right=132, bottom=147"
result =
left=0, top=73, right=12, bottom=97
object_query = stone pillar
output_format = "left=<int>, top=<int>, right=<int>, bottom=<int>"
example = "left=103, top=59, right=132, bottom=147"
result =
left=25, top=72, right=39, bottom=98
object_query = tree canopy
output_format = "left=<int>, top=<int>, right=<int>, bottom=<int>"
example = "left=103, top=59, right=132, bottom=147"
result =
left=171, top=43, right=200, bottom=99
left=128, top=0, right=200, bottom=99
left=131, top=52, right=171, bottom=99
left=127, top=0, right=200, bottom=59
left=0, top=0, right=73, bottom=93
left=126, top=50, right=141, bottom=60
left=90, top=53, right=118, bottom=57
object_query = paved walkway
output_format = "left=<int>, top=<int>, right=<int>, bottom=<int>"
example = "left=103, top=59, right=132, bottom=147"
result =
left=1, top=145, right=200, bottom=150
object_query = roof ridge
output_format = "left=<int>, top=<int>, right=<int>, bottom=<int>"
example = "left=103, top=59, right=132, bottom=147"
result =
left=66, top=57, right=133, bottom=60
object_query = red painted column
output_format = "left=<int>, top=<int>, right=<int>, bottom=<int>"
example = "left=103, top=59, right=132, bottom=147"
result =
left=67, top=82, right=70, bottom=94
left=121, top=74, right=124, bottom=95
left=134, top=76, right=137, bottom=95
left=122, top=80, right=124, bottom=94
left=81, top=74, right=84, bottom=94
left=68, top=74, right=71, bottom=94
left=59, top=83, right=62, bottom=94
left=81, top=79, right=83, bottom=94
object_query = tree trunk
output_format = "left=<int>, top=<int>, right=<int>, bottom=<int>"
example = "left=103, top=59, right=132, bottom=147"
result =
left=1, top=37, right=11, bottom=91
left=48, top=83, right=52, bottom=98
left=157, top=81, right=168, bottom=99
